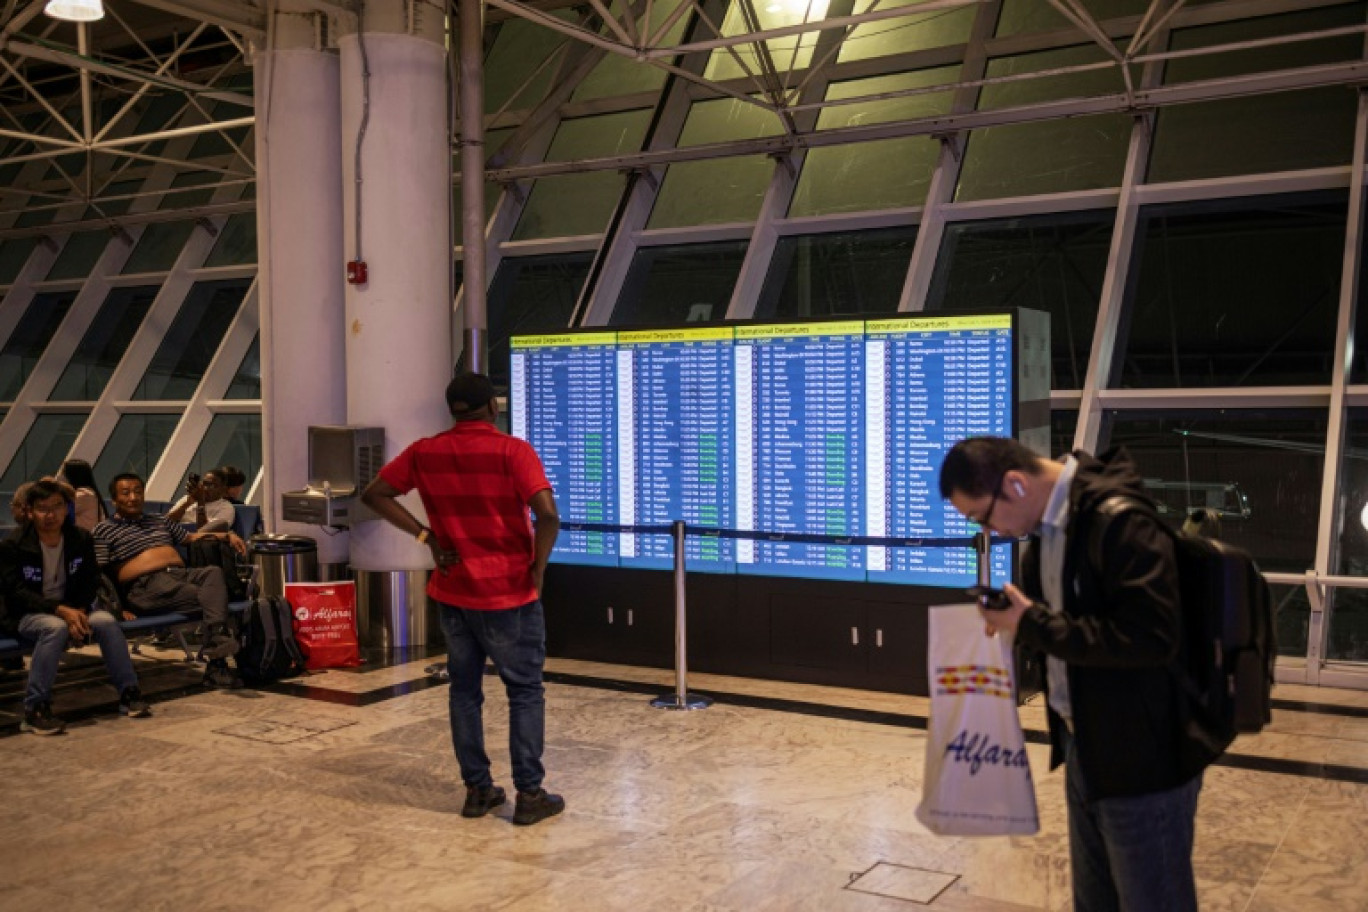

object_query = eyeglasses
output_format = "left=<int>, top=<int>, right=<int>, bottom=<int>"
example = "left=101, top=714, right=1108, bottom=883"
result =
left=975, top=474, right=1007, bottom=528
left=31, top=502, right=66, bottom=516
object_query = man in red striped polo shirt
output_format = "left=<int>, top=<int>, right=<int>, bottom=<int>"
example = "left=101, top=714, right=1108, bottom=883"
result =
left=363, top=372, right=563, bottom=826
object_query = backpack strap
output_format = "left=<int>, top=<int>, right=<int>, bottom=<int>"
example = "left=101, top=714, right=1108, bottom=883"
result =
left=255, top=596, right=279, bottom=671
left=271, top=596, right=306, bottom=671
left=1086, top=494, right=1159, bottom=576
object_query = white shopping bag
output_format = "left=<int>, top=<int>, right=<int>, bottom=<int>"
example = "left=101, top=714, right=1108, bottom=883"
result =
left=915, top=603, right=1040, bottom=837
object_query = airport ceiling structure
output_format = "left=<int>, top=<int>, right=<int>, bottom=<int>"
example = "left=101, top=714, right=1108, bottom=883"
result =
left=0, top=0, right=1364, bottom=231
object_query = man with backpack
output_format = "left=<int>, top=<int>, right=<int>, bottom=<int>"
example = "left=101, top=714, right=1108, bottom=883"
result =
left=939, top=436, right=1207, bottom=912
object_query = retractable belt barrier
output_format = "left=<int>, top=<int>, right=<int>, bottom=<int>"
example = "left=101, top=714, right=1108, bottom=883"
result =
left=560, top=521, right=1013, bottom=712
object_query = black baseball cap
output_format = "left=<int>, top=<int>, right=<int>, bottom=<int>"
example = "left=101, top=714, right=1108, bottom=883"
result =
left=446, top=372, right=495, bottom=415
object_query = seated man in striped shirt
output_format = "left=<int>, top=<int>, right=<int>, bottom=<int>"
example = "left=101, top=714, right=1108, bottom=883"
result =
left=92, top=472, right=249, bottom=689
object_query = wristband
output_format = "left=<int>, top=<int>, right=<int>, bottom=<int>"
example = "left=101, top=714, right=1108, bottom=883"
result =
left=415, top=527, right=431, bottom=545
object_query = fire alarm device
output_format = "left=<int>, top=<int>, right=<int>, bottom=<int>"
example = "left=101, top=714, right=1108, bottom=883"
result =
left=346, top=260, right=368, bottom=284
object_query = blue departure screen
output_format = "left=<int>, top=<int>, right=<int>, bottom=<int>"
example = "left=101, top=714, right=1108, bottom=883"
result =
left=508, top=314, right=1014, bottom=588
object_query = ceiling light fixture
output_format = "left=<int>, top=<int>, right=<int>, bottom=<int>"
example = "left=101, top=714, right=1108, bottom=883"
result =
left=44, top=0, right=105, bottom=22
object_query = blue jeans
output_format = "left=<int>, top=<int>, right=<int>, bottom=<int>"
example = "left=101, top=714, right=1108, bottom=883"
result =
left=439, top=599, right=547, bottom=793
left=18, top=609, right=138, bottom=711
left=1065, top=736, right=1202, bottom=912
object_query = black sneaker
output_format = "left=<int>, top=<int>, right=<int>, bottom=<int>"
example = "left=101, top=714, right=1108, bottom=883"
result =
left=119, top=686, right=152, bottom=718
left=21, top=702, right=66, bottom=736
left=203, top=659, right=243, bottom=689
left=512, top=788, right=565, bottom=826
left=461, top=785, right=507, bottom=818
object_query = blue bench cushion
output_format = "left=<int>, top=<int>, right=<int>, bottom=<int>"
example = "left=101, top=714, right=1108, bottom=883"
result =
left=0, top=637, right=20, bottom=655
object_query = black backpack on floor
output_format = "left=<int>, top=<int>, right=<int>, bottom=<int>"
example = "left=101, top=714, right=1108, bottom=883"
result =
left=1092, top=496, right=1276, bottom=763
left=237, top=595, right=306, bottom=683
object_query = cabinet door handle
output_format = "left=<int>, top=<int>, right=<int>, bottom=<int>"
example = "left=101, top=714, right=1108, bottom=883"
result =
left=627, top=608, right=634, bottom=626
left=607, top=607, right=614, bottom=624
left=851, top=626, right=859, bottom=646
left=876, top=629, right=883, bottom=648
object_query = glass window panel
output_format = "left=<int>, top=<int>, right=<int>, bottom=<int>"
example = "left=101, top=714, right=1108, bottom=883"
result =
left=45, top=230, right=110, bottom=281
left=1330, top=408, right=1368, bottom=659
left=88, top=179, right=145, bottom=220
left=0, top=291, right=76, bottom=400
left=704, top=0, right=831, bottom=81
left=927, top=210, right=1113, bottom=390
left=1268, top=581, right=1310, bottom=659
left=121, top=221, right=196, bottom=274
left=0, top=413, right=88, bottom=505
left=204, top=213, right=258, bottom=266
left=958, top=45, right=1131, bottom=201
left=95, top=413, right=180, bottom=484
left=612, top=240, right=749, bottom=325
left=995, top=0, right=1149, bottom=37
left=1149, top=6, right=1362, bottom=183
left=1119, top=193, right=1345, bottom=388
left=0, top=238, right=38, bottom=285
left=50, top=285, right=158, bottom=401
left=649, top=98, right=783, bottom=229
left=1051, top=409, right=1078, bottom=458
left=1102, top=409, right=1326, bottom=574
left=512, top=110, right=651, bottom=240
left=790, top=68, right=953, bottom=217
left=189, top=120, right=250, bottom=159
left=487, top=253, right=592, bottom=388
left=838, top=0, right=976, bottom=64
left=188, top=414, right=261, bottom=485
left=133, top=278, right=250, bottom=400
left=755, top=226, right=917, bottom=320
left=15, top=209, right=53, bottom=229
left=572, top=0, right=689, bottom=101
left=226, top=336, right=260, bottom=399
left=158, top=170, right=220, bottom=211
left=484, top=17, right=571, bottom=114
left=43, top=151, right=87, bottom=181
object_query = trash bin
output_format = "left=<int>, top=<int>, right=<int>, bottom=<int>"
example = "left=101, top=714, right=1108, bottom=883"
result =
left=250, top=534, right=318, bottom=598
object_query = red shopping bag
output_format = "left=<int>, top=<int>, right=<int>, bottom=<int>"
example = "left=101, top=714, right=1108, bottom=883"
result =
left=285, top=581, right=362, bottom=669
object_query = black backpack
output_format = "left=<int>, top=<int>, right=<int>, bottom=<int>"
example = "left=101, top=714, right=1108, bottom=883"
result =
left=237, top=595, right=306, bottom=683
left=184, top=537, right=250, bottom=602
left=1093, top=496, right=1276, bottom=761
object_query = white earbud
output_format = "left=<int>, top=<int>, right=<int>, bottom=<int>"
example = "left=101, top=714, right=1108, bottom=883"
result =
left=1013, top=481, right=1025, bottom=497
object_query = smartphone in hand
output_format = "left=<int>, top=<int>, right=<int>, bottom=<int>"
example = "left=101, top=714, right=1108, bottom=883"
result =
left=967, top=585, right=1012, bottom=611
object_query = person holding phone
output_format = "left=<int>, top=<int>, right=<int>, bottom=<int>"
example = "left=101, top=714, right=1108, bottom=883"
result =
left=939, top=436, right=1202, bottom=912
left=167, top=469, right=236, bottom=532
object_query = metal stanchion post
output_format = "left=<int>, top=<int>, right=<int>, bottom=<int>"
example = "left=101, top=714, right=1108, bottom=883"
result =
left=652, top=520, right=712, bottom=711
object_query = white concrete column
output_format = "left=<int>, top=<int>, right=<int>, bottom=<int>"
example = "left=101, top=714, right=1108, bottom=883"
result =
left=339, top=3, right=452, bottom=577
left=254, top=4, right=349, bottom=565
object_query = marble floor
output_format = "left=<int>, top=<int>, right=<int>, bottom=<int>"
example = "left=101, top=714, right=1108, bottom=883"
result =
left=2, top=645, right=1367, bottom=912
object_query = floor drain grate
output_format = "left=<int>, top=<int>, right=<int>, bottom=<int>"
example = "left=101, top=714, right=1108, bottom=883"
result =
left=846, top=862, right=959, bottom=905
left=214, top=716, right=357, bottom=744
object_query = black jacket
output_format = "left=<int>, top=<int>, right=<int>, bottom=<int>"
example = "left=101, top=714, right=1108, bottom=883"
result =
left=0, top=522, right=101, bottom=633
left=1018, top=448, right=1203, bottom=799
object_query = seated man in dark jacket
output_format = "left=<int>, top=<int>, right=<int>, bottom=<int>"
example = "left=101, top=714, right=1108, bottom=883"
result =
left=0, top=480, right=151, bottom=735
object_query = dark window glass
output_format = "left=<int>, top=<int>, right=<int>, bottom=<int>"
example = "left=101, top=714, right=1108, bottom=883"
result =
left=1101, top=409, right=1326, bottom=574
left=50, top=286, right=159, bottom=401
left=1329, top=408, right=1368, bottom=660
left=1051, top=410, right=1078, bottom=458
left=0, top=291, right=76, bottom=400
left=0, top=238, right=38, bottom=285
left=204, top=213, right=258, bottom=266
left=1271, top=581, right=1311, bottom=660
left=928, top=211, right=1113, bottom=390
left=121, top=222, right=196, bottom=274
left=189, top=414, right=261, bottom=485
left=95, top=413, right=180, bottom=484
left=0, top=413, right=87, bottom=506
left=226, top=336, right=261, bottom=399
left=755, top=227, right=917, bottom=321
left=46, top=230, right=110, bottom=281
left=1118, top=193, right=1345, bottom=388
left=487, top=253, right=592, bottom=388
left=1149, top=6, right=1362, bottom=183
left=133, top=279, right=250, bottom=400
left=611, top=241, right=749, bottom=326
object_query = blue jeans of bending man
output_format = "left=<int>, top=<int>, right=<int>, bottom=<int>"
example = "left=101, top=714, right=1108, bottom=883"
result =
left=18, top=609, right=139, bottom=711
left=440, top=599, right=546, bottom=794
left=1065, top=735, right=1202, bottom=912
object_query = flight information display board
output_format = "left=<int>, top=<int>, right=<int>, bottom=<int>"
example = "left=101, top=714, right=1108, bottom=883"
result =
left=509, top=313, right=1019, bottom=587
